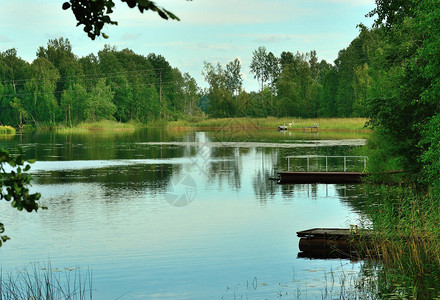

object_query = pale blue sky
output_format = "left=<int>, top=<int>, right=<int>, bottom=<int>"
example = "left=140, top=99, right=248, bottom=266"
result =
left=0, top=0, right=376, bottom=91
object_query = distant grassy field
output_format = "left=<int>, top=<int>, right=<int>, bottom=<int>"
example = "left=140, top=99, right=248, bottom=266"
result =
left=0, top=125, right=16, bottom=134
left=55, top=120, right=138, bottom=132
left=167, top=117, right=370, bottom=131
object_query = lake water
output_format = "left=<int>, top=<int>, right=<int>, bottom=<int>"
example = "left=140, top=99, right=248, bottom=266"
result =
left=0, top=128, right=371, bottom=299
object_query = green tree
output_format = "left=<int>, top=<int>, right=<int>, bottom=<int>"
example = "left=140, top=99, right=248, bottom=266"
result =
left=317, top=66, right=339, bottom=117
left=275, top=52, right=314, bottom=117
left=84, top=78, right=116, bottom=122
left=60, top=83, right=88, bottom=126
left=250, top=46, right=270, bottom=103
left=0, top=49, right=31, bottom=126
left=225, top=58, right=243, bottom=97
left=202, top=62, right=235, bottom=117
left=37, top=37, right=84, bottom=106
left=147, top=53, right=175, bottom=119
left=22, top=58, right=60, bottom=125
left=352, top=63, right=372, bottom=117
left=182, top=73, right=200, bottom=116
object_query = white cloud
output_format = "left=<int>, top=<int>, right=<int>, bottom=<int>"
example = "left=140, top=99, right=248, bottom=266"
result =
left=121, top=32, right=141, bottom=41
left=0, top=35, right=11, bottom=43
left=317, top=0, right=374, bottom=5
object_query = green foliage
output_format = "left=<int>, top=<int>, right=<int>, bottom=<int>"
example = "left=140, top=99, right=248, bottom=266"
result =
left=420, top=115, right=440, bottom=193
left=0, top=148, right=43, bottom=246
left=62, top=0, right=184, bottom=40
left=0, top=42, right=200, bottom=127
left=365, top=0, right=440, bottom=181
left=225, top=58, right=242, bottom=96
left=363, top=185, right=440, bottom=299
left=0, top=126, right=15, bottom=134
left=84, top=79, right=116, bottom=122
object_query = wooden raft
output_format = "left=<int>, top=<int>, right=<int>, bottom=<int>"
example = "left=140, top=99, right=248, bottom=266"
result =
left=297, top=227, right=372, bottom=259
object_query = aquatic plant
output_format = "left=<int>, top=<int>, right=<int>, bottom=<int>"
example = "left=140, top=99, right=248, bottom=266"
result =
left=362, top=185, right=440, bottom=299
left=0, top=262, right=92, bottom=300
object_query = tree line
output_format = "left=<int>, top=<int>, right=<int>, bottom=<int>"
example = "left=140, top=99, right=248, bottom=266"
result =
left=1, top=27, right=409, bottom=126
left=0, top=38, right=200, bottom=127
left=202, top=28, right=390, bottom=119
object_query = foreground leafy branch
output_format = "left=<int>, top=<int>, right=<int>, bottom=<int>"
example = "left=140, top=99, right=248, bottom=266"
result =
left=62, top=0, right=187, bottom=40
left=0, top=148, right=44, bottom=246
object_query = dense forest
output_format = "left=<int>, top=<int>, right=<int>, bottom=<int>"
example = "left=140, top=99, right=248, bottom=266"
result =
left=0, top=24, right=400, bottom=126
left=0, top=40, right=200, bottom=127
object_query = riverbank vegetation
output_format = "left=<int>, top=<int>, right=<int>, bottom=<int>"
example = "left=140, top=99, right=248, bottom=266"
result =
left=55, top=120, right=137, bottom=133
left=360, top=185, right=440, bottom=299
left=0, top=126, right=15, bottom=134
left=355, top=1, right=440, bottom=297
left=166, top=117, right=369, bottom=131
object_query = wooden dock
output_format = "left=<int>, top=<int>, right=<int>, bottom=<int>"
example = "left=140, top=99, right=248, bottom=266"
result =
left=297, top=227, right=372, bottom=260
left=277, top=155, right=368, bottom=184
left=302, top=123, right=319, bottom=132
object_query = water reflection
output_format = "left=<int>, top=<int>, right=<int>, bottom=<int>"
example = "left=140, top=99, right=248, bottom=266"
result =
left=0, top=128, right=372, bottom=299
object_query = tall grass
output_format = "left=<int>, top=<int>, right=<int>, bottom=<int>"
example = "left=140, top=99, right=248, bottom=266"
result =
left=0, top=262, right=93, bottom=300
left=56, top=120, right=137, bottom=132
left=0, top=126, right=15, bottom=135
left=362, top=185, right=440, bottom=298
left=166, top=117, right=370, bottom=131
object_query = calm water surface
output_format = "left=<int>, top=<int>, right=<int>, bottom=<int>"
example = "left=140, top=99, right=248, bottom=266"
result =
left=0, top=129, right=370, bottom=299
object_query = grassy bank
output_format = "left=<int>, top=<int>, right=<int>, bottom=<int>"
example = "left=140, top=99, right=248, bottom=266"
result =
left=0, top=126, right=16, bottom=135
left=362, top=185, right=440, bottom=298
left=55, top=120, right=138, bottom=133
left=167, top=117, right=370, bottom=131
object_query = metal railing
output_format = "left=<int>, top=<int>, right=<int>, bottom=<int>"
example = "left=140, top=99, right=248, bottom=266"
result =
left=286, top=155, right=368, bottom=172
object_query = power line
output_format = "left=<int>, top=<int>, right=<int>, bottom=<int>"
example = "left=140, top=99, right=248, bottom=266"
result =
left=0, top=79, right=187, bottom=98
left=0, top=66, right=173, bottom=85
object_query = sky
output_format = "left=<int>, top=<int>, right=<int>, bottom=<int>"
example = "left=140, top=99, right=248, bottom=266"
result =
left=0, top=0, right=376, bottom=92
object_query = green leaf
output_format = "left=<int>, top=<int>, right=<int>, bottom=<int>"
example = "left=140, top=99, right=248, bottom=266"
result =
left=163, top=9, right=180, bottom=21
left=158, top=10, right=168, bottom=20
left=138, top=0, right=151, bottom=7
left=62, top=2, right=71, bottom=10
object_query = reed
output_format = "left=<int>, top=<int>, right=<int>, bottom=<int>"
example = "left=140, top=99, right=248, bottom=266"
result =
left=56, top=120, right=137, bottom=132
left=362, top=185, right=440, bottom=298
left=166, top=117, right=370, bottom=131
left=0, top=262, right=93, bottom=300
left=0, top=126, right=15, bottom=135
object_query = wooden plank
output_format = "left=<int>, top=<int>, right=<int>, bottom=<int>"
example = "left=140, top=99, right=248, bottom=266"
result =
left=277, top=171, right=366, bottom=184
left=297, top=228, right=353, bottom=237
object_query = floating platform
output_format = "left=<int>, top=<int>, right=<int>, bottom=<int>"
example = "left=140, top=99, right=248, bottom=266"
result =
left=277, top=155, right=368, bottom=184
left=277, top=171, right=367, bottom=184
left=297, top=228, right=373, bottom=260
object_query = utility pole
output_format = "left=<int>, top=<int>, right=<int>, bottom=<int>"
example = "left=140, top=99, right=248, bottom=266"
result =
left=159, top=71, right=163, bottom=119
left=68, top=104, right=72, bottom=128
